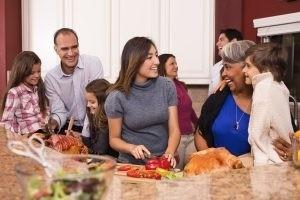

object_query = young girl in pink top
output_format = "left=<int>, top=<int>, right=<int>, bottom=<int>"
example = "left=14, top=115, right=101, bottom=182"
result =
left=1, top=51, right=49, bottom=135
left=159, top=54, right=198, bottom=169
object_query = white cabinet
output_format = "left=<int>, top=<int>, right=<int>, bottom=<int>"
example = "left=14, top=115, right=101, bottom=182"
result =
left=22, top=0, right=215, bottom=84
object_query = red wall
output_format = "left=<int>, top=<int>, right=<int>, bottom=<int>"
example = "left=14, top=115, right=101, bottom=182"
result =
left=215, top=0, right=300, bottom=61
left=0, top=0, right=7, bottom=98
left=243, top=0, right=300, bottom=42
left=0, top=0, right=21, bottom=98
left=215, top=0, right=243, bottom=61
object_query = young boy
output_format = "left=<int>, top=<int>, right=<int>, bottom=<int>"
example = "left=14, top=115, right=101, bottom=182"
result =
left=243, top=43, right=293, bottom=166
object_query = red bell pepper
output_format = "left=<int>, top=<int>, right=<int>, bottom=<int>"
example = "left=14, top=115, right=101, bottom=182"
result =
left=145, top=156, right=171, bottom=170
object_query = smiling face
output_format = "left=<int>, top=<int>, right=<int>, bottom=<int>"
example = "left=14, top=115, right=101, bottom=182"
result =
left=135, top=45, right=159, bottom=84
left=243, top=57, right=261, bottom=85
left=222, top=62, right=248, bottom=93
left=55, top=33, right=79, bottom=74
left=216, top=33, right=230, bottom=56
left=24, top=63, right=41, bottom=89
left=164, top=57, right=178, bottom=79
left=85, top=91, right=99, bottom=115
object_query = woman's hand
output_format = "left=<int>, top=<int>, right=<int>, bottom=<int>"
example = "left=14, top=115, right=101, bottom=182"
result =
left=129, top=144, right=151, bottom=160
left=163, top=153, right=177, bottom=168
left=272, top=135, right=292, bottom=161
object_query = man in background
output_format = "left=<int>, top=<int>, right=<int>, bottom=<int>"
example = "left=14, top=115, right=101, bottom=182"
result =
left=208, top=28, right=243, bottom=95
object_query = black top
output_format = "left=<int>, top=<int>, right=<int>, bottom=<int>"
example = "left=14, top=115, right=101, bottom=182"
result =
left=196, top=86, right=230, bottom=147
left=82, top=126, right=118, bottom=158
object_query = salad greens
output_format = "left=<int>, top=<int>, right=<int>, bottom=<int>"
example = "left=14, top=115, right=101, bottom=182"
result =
left=26, top=164, right=108, bottom=200
left=155, top=168, right=184, bottom=180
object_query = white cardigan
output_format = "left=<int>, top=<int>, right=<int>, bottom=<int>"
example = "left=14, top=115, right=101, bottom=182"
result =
left=248, top=72, right=293, bottom=166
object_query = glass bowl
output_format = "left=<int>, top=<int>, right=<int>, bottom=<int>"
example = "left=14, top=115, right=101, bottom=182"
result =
left=15, top=154, right=116, bottom=200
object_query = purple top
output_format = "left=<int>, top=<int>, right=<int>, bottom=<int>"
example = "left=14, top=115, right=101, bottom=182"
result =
left=174, top=79, right=198, bottom=135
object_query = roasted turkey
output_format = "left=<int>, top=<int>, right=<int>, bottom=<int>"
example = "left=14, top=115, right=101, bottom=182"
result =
left=184, top=147, right=244, bottom=176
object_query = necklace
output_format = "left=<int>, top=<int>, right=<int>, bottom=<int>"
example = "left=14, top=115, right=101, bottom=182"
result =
left=235, top=105, right=246, bottom=130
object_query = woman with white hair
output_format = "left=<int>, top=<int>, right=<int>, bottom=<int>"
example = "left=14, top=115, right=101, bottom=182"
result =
left=195, top=40, right=255, bottom=156
left=195, top=40, right=295, bottom=165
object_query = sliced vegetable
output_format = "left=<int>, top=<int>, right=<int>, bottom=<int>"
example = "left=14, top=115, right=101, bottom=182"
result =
left=156, top=168, right=183, bottom=180
left=117, top=165, right=132, bottom=171
left=145, top=156, right=171, bottom=170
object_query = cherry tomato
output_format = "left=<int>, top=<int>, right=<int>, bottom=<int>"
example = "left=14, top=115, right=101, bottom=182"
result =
left=127, top=169, right=142, bottom=178
left=127, top=169, right=161, bottom=180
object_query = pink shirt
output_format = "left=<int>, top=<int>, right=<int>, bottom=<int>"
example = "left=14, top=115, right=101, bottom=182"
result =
left=174, top=79, right=198, bottom=135
left=1, top=83, right=48, bottom=134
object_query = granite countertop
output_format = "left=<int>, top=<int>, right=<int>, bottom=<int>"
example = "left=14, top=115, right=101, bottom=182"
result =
left=1, top=128, right=300, bottom=200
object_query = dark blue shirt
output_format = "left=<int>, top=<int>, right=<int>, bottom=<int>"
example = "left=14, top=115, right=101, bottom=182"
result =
left=212, top=94, right=251, bottom=156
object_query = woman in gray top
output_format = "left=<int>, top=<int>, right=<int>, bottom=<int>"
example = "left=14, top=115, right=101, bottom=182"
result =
left=105, top=37, right=180, bottom=166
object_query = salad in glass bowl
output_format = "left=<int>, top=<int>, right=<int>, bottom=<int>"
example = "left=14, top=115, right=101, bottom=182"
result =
left=15, top=154, right=116, bottom=200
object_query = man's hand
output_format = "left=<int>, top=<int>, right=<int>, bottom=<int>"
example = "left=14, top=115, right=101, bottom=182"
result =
left=46, top=117, right=59, bottom=134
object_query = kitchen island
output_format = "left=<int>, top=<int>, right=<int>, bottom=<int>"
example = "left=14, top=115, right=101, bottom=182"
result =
left=1, top=129, right=299, bottom=200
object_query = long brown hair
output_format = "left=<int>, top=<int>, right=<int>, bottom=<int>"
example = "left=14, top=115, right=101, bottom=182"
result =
left=109, top=37, right=156, bottom=95
left=1, top=51, right=48, bottom=115
left=158, top=54, right=175, bottom=77
left=85, top=79, right=110, bottom=129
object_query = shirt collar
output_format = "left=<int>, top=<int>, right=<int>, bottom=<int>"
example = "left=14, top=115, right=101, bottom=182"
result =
left=20, top=83, right=38, bottom=93
left=58, top=55, right=84, bottom=78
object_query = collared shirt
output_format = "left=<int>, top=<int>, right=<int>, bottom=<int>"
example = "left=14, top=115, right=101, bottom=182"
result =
left=208, top=60, right=223, bottom=95
left=44, top=54, right=104, bottom=136
left=1, top=83, right=48, bottom=134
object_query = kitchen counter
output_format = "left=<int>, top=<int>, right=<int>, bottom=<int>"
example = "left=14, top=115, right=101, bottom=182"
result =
left=1, top=128, right=300, bottom=200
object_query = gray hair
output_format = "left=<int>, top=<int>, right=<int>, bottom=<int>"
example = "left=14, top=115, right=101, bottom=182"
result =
left=221, top=40, right=256, bottom=63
